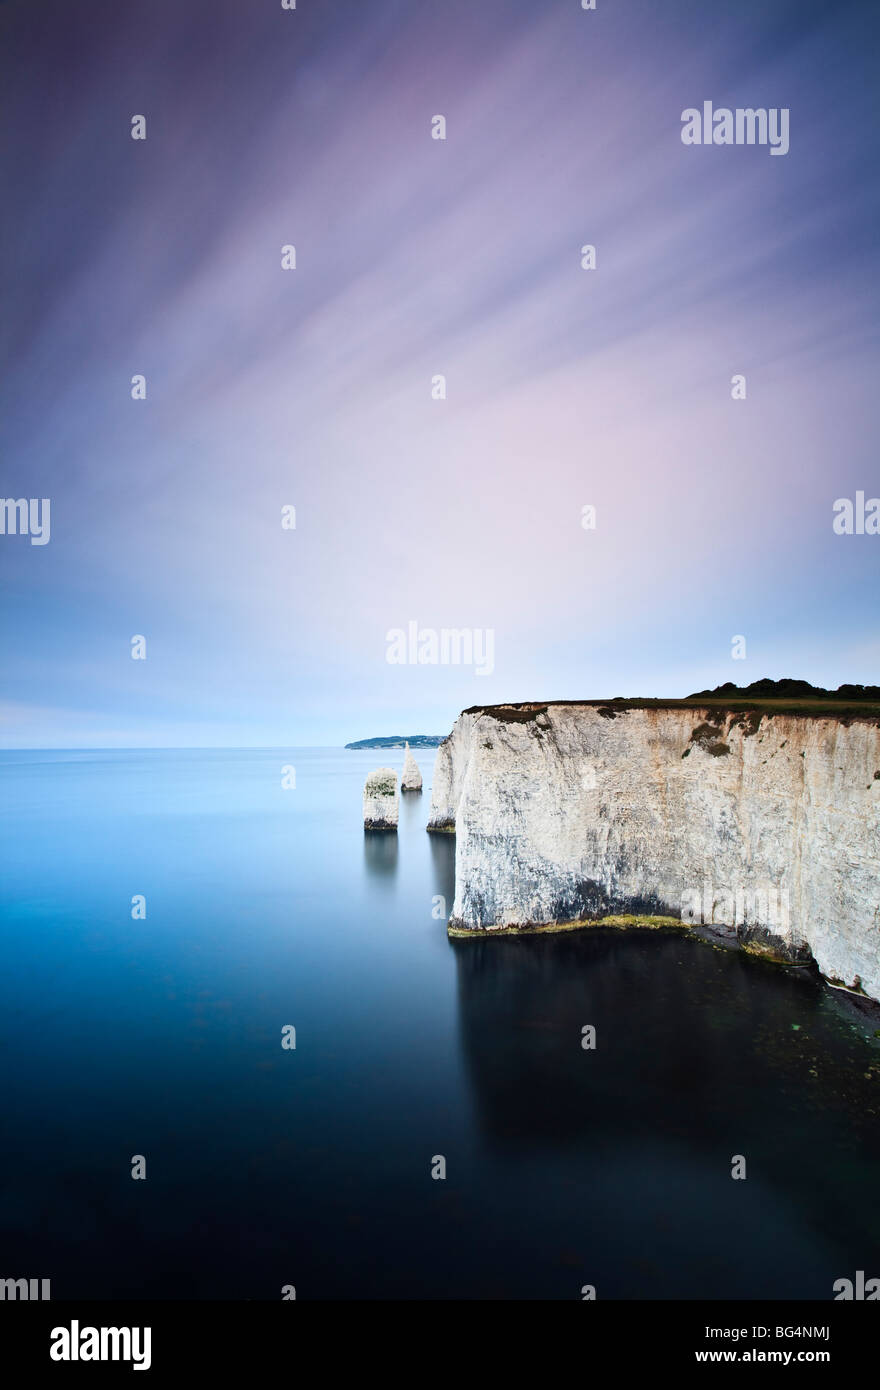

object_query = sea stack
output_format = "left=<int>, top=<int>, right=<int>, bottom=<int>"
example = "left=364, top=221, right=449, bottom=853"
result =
left=400, top=742, right=423, bottom=792
left=363, top=768, right=399, bottom=830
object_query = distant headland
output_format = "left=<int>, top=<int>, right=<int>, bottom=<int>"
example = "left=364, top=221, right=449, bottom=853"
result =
left=345, top=734, right=446, bottom=750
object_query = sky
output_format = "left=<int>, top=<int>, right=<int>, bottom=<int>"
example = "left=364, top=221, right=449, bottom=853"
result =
left=1, top=0, right=878, bottom=747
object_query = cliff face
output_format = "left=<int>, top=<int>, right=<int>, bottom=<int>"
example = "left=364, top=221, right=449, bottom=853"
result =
left=428, top=704, right=880, bottom=999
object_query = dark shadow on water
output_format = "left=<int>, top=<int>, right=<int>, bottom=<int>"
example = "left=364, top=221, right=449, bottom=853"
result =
left=362, top=829, right=398, bottom=882
left=450, top=925, right=880, bottom=1156
left=427, top=830, right=455, bottom=910
left=448, top=926, right=880, bottom=1294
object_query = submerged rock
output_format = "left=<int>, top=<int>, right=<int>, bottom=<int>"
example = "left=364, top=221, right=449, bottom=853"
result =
left=363, top=767, right=399, bottom=831
left=400, top=742, right=423, bottom=792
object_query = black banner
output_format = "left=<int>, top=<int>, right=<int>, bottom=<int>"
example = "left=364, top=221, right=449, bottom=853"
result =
left=0, top=1300, right=873, bottom=1375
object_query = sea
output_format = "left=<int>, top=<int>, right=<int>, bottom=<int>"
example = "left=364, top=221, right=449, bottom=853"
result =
left=1, top=747, right=878, bottom=1299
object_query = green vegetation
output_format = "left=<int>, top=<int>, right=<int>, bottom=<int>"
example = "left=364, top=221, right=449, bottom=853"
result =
left=742, top=939, right=793, bottom=964
left=465, top=680, right=880, bottom=727
left=365, top=771, right=397, bottom=796
left=448, top=913, right=687, bottom=939
left=688, top=721, right=731, bottom=755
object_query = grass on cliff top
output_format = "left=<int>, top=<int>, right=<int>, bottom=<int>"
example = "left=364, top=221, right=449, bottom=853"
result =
left=462, top=697, right=880, bottom=725
left=364, top=771, right=397, bottom=795
left=463, top=679, right=880, bottom=725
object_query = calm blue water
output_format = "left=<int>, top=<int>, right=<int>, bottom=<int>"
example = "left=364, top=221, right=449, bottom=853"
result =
left=1, top=747, right=879, bottom=1300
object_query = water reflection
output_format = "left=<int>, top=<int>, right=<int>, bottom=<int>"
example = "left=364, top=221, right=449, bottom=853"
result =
left=399, top=788, right=424, bottom=819
left=447, top=925, right=880, bottom=1296
left=362, top=829, right=399, bottom=882
left=427, top=830, right=455, bottom=908
left=450, top=927, right=880, bottom=1153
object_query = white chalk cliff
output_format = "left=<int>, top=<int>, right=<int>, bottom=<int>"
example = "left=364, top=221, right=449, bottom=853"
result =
left=401, top=742, right=423, bottom=792
left=364, top=767, right=399, bottom=830
left=428, top=702, right=880, bottom=1000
